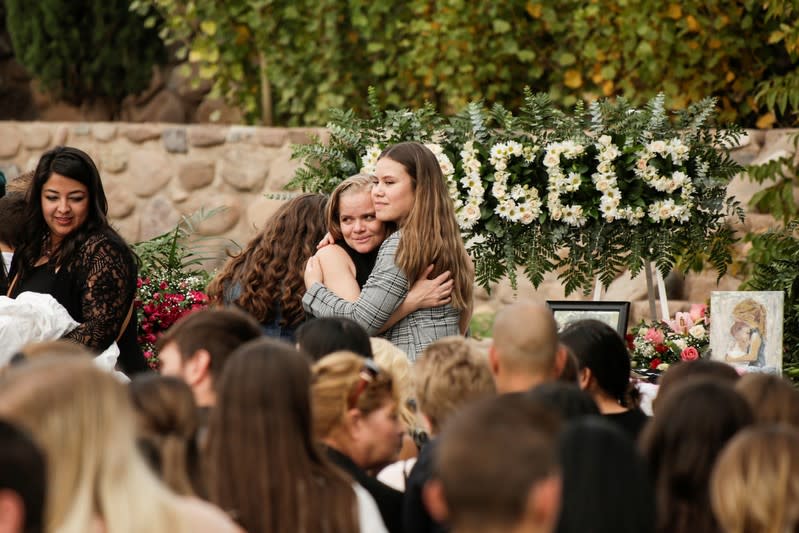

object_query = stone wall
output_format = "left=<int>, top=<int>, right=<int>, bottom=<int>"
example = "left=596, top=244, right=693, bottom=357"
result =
left=0, top=121, right=326, bottom=253
left=1, top=122, right=796, bottom=326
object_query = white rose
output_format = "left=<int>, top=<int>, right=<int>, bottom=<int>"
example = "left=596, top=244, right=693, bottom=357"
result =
left=463, top=203, right=480, bottom=219
left=689, top=324, right=706, bottom=339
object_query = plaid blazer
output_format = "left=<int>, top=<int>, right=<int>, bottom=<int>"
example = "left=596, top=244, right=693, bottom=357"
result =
left=302, top=232, right=460, bottom=362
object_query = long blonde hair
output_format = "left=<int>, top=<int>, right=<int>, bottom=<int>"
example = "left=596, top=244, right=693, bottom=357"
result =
left=379, top=142, right=473, bottom=310
left=0, top=357, right=182, bottom=533
left=711, top=425, right=799, bottom=533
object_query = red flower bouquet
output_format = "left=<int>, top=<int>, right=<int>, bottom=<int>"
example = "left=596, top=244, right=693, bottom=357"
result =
left=136, top=273, right=209, bottom=369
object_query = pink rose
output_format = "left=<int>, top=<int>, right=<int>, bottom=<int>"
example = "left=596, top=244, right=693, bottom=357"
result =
left=680, top=346, right=699, bottom=361
left=689, top=304, right=707, bottom=323
left=644, top=327, right=664, bottom=344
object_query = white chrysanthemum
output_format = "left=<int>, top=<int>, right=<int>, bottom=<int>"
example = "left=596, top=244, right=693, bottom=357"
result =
left=648, top=140, right=667, bottom=153
left=543, top=152, right=560, bottom=168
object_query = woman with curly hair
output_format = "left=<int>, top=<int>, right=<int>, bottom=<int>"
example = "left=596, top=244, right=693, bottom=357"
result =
left=207, top=193, right=328, bottom=340
left=304, top=142, right=474, bottom=362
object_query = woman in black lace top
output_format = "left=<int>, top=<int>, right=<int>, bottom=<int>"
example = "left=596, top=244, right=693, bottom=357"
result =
left=7, top=146, right=148, bottom=375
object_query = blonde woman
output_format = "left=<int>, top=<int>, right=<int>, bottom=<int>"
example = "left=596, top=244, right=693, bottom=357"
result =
left=304, top=143, right=474, bottom=361
left=312, top=351, right=404, bottom=533
left=711, top=425, right=799, bottom=533
left=0, top=356, right=240, bottom=533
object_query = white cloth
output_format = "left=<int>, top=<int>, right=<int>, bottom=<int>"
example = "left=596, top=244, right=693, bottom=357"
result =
left=638, top=382, right=659, bottom=416
left=354, top=483, right=389, bottom=533
left=377, top=458, right=417, bottom=492
left=1, top=251, right=12, bottom=270
left=0, top=292, right=121, bottom=375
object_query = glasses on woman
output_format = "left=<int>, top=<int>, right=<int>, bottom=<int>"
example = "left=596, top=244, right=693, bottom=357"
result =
left=346, top=359, right=381, bottom=409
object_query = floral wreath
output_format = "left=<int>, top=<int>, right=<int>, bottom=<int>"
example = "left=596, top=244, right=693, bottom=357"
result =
left=634, top=138, right=695, bottom=223
left=489, top=140, right=541, bottom=225
left=543, top=140, right=589, bottom=227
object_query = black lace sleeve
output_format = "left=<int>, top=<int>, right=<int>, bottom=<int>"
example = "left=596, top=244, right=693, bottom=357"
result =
left=64, top=233, right=136, bottom=351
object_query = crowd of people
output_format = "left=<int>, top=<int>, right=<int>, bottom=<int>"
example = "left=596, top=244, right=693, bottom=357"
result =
left=1, top=143, right=799, bottom=533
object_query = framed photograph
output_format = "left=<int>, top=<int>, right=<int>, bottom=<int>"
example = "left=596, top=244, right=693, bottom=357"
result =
left=546, top=300, right=631, bottom=338
left=710, top=291, right=783, bottom=375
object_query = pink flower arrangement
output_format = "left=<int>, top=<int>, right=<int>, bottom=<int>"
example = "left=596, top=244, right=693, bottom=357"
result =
left=630, top=304, right=709, bottom=372
left=136, top=274, right=210, bottom=369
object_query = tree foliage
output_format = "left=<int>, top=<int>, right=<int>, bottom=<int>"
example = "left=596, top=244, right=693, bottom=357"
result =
left=5, top=0, right=166, bottom=110
left=139, top=0, right=798, bottom=127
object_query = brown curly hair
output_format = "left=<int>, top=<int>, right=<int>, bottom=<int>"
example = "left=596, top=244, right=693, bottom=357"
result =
left=207, top=193, right=328, bottom=328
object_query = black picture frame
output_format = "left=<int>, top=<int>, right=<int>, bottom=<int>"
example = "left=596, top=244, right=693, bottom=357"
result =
left=546, top=300, right=631, bottom=338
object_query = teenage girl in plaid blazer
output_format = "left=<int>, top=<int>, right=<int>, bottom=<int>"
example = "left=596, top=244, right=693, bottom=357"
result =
left=303, top=142, right=473, bottom=362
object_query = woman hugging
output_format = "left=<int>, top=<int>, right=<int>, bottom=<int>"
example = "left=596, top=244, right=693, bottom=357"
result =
left=304, top=142, right=474, bottom=362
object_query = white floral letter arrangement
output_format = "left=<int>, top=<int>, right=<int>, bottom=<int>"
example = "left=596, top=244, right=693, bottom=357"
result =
left=291, top=92, right=742, bottom=295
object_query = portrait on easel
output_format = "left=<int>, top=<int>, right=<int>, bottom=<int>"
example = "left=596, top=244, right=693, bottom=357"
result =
left=710, top=291, right=783, bottom=375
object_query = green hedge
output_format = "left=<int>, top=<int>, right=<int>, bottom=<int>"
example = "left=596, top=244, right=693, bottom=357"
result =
left=138, top=0, right=798, bottom=127
left=5, top=0, right=166, bottom=112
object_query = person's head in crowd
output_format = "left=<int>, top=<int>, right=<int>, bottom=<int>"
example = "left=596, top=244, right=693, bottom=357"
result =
left=370, top=337, right=410, bottom=398
left=489, top=301, right=564, bottom=393
left=312, top=351, right=403, bottom=471
left=205, top=338, right=361, bottom=532
left=556, top=344, right=579, bottom=383
left=156, top=308, right=262, bottom=408
left=0, top=171, right=33, bottom=246
left=734, top=372, right=799, bottom=428
left=14, top=147, right=113, bottom=282
left=327, top=173, right=393, bottom=253
left=654, top=359, right=740, bottom=413
left=425, top=393, right=562, bottom=533
left=711, top=425, right=799, bottom=533
left=0, top=356, right=238, bottom=533
left=295, top=317, right=373, bottom=361
left=17, top=340, right=92, bottom=360
left=5, top=171, right=33, bottom=195
left=370, top=337, right=414, bottom=429
left=0, top=419, right=45, bottom=533
left=527, top=382, right=599, bottom=420
left=0, top=340, right=92, bottom=380
left=556, top=417, right=655, bottom=533
left=206, top=193, right=328, bottom=339
left=415, top=336, right=496, bottom=436
left=0, top=192, right=26, bottom=251
left=559, top=319, right=639, bottom=412
left=129, top=374, right=200, bottom=497
left=640, top=378, right=754, bottom=533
